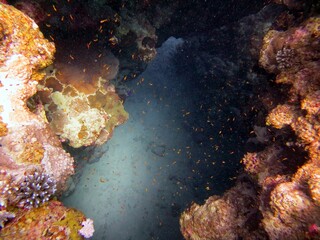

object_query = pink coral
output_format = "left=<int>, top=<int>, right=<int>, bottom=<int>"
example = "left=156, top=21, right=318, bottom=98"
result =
left=241, top=145, right=285, bottom=184
left=0, top=3, right=73, bottom=196
left=79, top=218, right=95, bottom=239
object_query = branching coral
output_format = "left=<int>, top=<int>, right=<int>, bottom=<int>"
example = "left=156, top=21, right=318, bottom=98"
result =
left=12, top=169, right=57, bottom=209
left=79, top=218, right=95, bottom=239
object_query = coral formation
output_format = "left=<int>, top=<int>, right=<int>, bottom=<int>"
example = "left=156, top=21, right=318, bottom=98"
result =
left=0, top=200, right=90, bottom=239
left=116, top=12, right=158, bottom=62
left=180, top=177, right=265, bottom=239
left=11, top=169, right=57, bottom=209
left=36, top=47, right=128, bottom=148
left=0, top=3, right=74, bottom=194
left=14, top=0, right=47, bottom=24
left=0, top=3, right=84, bottom=234
left=275, top=47, right=296, bottom=70
left=79, top=218, right=95, bottom=239
left=180, top=11, right=320, bottom=240
left=259, top=17, right=320, bottom=74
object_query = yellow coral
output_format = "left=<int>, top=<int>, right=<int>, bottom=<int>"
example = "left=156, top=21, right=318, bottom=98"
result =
left=17, top=142, right=44, bottom=165
left=0, top=4, right=55, bottom=80
left=266, top=104, right=297, bottom=128
left=0, top=118, right=7, bottom=137
left=0, top=200, right=85, bottom=239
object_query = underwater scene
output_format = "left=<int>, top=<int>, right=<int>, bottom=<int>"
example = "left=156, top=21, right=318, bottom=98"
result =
left=0, top=0, right=319, bottom=239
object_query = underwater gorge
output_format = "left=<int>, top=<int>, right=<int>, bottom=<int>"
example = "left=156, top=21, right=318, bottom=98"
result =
left=0, top=0, right=320, bottom=239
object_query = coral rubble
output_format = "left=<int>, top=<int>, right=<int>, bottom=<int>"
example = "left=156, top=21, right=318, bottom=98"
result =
left=180, top=11, right=320, bottom=240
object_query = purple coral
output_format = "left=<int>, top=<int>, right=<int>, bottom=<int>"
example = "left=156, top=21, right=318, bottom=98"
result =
left=0, top=210, right=15, bottom=228
left=14, top=170, right=57, bottom=209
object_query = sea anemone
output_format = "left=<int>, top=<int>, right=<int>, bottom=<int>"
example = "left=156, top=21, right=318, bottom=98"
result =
left=14, top=170, right=57, bottom=209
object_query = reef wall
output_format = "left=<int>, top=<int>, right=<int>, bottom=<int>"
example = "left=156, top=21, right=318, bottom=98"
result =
left=0, top=4, right=93, bottom=238
left=179, top=3, right=320, bottom=240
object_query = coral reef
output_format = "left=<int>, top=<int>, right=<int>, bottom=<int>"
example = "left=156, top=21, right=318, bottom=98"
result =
left=115, top=12, right=158, bottom=62
left=259, top=17, right=320, bottom=74
left=79, top=218, right=95, bottom=239
left=36, top=46, right=129, bottom=148
left=10, top=169, right=57, bottom=209
left=0, top=3, right=89, bottom=235
left=0, top=200, right=90, bottom=239
left=180, top=177, right=266, bottom=239
left=0, top=3, right=73, bottom=194
left=180, top=11, right=320, bottom=240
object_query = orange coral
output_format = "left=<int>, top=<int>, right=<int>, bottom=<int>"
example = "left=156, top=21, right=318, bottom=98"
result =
left=257, top=16, right=320, bottom=239
left=266, top=104, right=297, bottom=128
left=0, top=118, right=7, bottom=137
left=180, top=178, right=264, bottom=240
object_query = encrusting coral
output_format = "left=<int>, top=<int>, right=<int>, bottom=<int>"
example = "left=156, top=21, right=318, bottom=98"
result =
left=0, top=200, right=91, bottom=239
left=180, top=12, right=320, bottom=240
left=36, top=46, right=129, bottom=148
